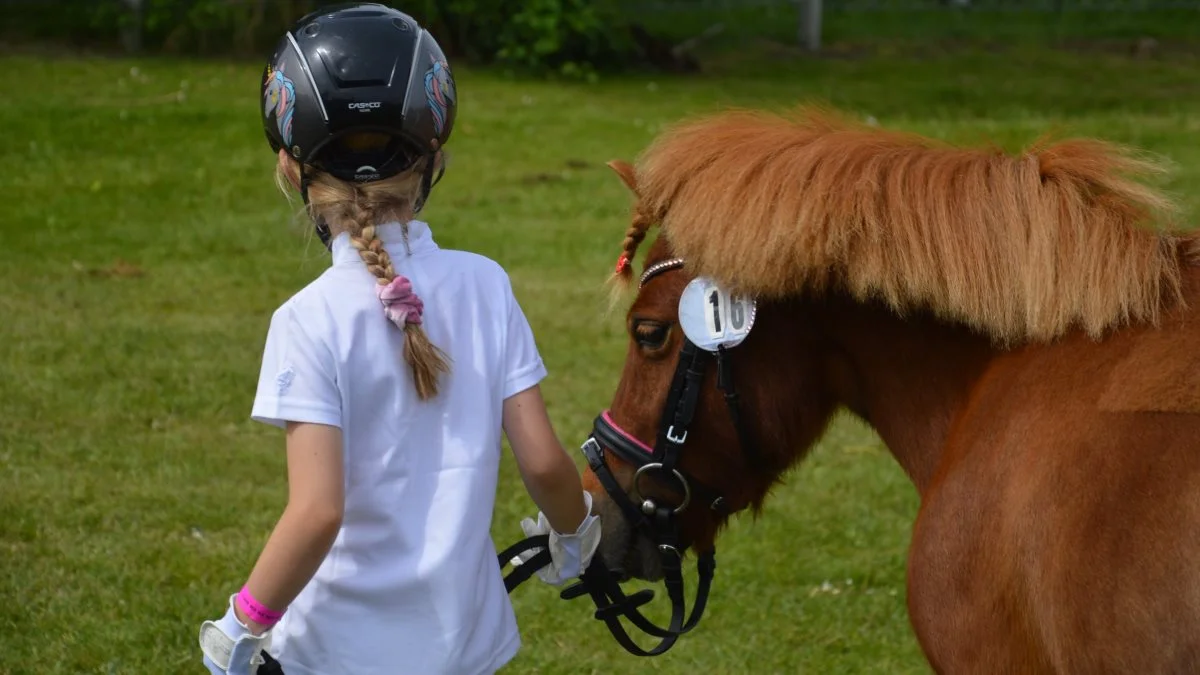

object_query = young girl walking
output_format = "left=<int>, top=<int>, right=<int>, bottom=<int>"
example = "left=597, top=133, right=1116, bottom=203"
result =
left=197, top=5, right=600, bottom=674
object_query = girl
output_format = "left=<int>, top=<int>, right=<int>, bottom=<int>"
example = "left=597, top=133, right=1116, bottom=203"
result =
left=197, top=5, right=600, bottom=674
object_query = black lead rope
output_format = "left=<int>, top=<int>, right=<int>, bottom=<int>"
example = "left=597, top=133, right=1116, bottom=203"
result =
left=497, top=527, right=716, bottom=656
left=557, top=550, right=716, bottom=656
left=496, top=535, right=553, bottom=593
left=257, top=653, right=286, bottom=675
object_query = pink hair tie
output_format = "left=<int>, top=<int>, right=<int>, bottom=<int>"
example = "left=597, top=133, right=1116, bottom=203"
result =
left=236, top=586, right=285, bottom=628
left=376, top=275, right=425, bottom=328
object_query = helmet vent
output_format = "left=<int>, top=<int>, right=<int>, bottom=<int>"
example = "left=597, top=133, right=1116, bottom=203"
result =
left=301, top=23, right=321, bottom=38
left=320, top=51, right=391, bottom=87
left=392, top=18, right=411, bottom=32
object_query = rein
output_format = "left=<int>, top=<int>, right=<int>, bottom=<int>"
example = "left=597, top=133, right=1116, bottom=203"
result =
left=499, top=257, right=762, bottom=656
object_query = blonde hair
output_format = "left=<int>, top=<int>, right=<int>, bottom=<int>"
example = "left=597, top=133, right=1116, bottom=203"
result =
left=277, top=150, right=451, bottom=400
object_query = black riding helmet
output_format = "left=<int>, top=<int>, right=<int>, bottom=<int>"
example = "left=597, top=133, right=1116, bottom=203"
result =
left=261, top=3, right=456, bottom=245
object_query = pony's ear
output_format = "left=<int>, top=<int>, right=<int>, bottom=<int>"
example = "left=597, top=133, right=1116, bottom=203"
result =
left=606, top=160, right=639, bottom=195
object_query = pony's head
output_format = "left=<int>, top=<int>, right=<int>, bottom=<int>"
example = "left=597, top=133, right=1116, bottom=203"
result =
left=582, top=161, right=839, bottom=580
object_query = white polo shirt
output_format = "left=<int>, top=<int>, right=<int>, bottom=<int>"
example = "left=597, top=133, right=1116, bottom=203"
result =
left=249, top=220, right=546, bottom=675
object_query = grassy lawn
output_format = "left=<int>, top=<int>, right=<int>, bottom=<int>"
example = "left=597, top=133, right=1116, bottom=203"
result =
left=2, top=25, right=1199, bottom=675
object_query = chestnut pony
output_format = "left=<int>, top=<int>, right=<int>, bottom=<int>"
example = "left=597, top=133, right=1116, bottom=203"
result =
left=583, top=107, right=1200, bottom=673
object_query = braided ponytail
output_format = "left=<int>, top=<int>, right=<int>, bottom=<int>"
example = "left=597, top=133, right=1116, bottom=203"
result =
left=350, top=221, right=450, bottom=401
left=287, top=151, right=452, bottom=401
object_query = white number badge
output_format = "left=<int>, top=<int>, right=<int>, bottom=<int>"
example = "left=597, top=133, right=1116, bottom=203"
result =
left=678, top=277, right=756, bottom=351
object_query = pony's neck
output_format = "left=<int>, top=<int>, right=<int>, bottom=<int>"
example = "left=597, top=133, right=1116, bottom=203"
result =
left=816, top=296, right=999, bottom=495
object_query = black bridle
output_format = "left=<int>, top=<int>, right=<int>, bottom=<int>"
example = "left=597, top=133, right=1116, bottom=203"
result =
left=499, top=257, right=766, bottom=656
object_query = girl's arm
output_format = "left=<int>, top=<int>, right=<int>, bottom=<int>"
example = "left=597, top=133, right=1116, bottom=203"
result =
left=236, top=421, right=345, bottom=634
left=502, top=385, right=587, bottom=534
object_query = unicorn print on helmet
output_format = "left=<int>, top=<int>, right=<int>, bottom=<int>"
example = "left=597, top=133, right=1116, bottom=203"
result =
left=424, top=58, right=454, bottom=138
left=263, top=64, right=295, bottom=148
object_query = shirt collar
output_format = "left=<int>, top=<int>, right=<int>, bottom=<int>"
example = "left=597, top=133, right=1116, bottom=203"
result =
left=331, top=220, right=439, bottom=266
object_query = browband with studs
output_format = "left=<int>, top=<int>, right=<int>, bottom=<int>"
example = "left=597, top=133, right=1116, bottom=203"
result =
left=639, top=258, right=686, bottom=289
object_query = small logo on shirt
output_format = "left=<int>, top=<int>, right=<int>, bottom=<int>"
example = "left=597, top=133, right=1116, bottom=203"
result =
left=276, top=365, right=295, bottom=395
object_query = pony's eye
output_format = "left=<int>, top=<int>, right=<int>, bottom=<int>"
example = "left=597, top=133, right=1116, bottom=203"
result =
left=633, top=320, right=670, bottom=350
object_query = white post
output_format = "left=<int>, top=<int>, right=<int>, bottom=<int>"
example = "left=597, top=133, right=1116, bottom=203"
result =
left=799, top=0, right=822, bottom=52
left=120, top=0, right=144, bottom=54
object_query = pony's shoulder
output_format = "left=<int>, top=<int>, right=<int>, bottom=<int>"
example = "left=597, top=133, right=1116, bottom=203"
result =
left=1099, top=266, right=1200, bottom=414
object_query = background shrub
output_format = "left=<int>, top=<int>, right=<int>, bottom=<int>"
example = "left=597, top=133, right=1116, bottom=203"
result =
left=1, top=0, right=647, bottom=76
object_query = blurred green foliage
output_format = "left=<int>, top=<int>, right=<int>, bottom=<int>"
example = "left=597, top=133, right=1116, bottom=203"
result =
left=1, top=0, right=641, bottom=77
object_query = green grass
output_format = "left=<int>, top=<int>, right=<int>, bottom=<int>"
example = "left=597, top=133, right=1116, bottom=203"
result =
left=2, top=35, right=1200, bottom=674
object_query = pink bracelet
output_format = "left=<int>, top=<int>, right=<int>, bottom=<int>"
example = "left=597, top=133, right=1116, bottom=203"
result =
left=236, top=586, right=285, bottom=628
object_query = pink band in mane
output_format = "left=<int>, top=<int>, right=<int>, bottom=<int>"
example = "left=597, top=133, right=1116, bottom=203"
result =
left=376, top=276, right=424, bottom=327
left=602, top=410, right=654, bottom=455
left=615, top=253, right=631, bottom=274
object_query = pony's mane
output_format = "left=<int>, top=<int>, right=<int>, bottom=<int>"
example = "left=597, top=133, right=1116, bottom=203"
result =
left=616, top=107, right=1192, bottom=344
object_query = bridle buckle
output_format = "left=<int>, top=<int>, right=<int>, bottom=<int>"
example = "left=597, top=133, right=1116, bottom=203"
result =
left=665, top=425, right=688, bottom=445
left=582, top=436, right=603, bottom=458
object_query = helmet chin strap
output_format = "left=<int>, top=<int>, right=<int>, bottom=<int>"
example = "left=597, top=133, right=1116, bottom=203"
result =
left=299, top=165, right=333, bottom=250
left=414, top=151, right=441, bottom=215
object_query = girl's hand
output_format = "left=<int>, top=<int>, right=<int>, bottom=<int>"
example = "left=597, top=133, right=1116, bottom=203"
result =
left=198, top=595, right=272, bottom=675
left=515, top=491, right=602, bottom=585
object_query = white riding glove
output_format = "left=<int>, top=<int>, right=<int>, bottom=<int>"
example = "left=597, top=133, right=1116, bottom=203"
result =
left=198, top=595, right=272, bottom=675
left=514, top=491, right=602, bottom=585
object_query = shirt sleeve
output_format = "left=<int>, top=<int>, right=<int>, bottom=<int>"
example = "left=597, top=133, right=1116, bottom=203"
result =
left=502, top=278, right=548, bottom=399
left=250, top=302, right=342, bottom=430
